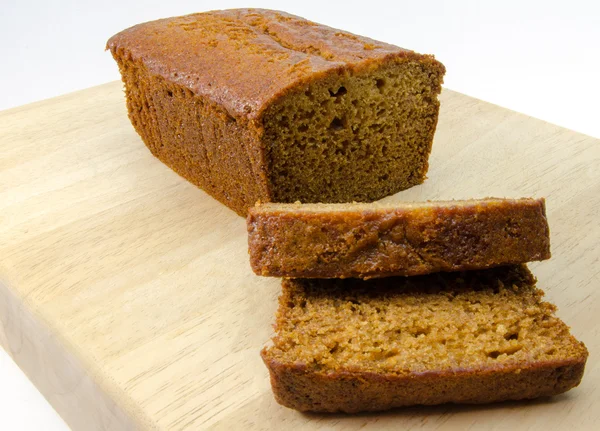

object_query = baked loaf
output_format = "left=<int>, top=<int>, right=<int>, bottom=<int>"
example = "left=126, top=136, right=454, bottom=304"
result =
left=247, top=198, right=551, bottom=279
left=262, top=265, right=588, bottom=412
left=107, top=9, right=446, bottom=215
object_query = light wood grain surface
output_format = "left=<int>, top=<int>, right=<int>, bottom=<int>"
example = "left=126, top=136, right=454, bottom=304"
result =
left=0, top=82, right=598, bottom=430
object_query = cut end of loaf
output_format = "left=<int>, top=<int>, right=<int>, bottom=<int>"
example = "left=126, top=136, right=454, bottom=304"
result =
left=108, top=9, right=446, bottom=214
left=263, top=58, right=445, bottom=204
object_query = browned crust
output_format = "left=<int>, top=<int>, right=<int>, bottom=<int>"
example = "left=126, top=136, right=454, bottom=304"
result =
left=261, top=352, right=587, bottom=413
left=106, top=8, right=444, bottom=122
left=108, top=52, right=270, bottom=216
left=247, top=198, right=551, bottom=278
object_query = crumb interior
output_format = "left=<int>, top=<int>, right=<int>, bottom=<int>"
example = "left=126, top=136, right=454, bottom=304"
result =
left=263, top=60, right=444, bottom=203
left=267, top=266, right=585, bottom=374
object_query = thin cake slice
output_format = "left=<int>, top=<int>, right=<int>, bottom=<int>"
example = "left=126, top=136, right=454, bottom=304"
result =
left=247, top=198, right=551, bottom=279
left=261, top=265, right=588, bottom=412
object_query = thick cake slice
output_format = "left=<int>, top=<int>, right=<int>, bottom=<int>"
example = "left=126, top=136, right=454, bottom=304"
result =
left=247, top=198, right=551, bottom=279
left=261, top=266, right=588, bottom=412
left=107, top=9, right=445, bottom=215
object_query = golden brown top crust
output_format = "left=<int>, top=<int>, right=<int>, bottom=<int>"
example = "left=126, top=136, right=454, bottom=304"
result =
left=107, top=8, right=444, bottom=120
left=250, top=198, right=544, bottom=214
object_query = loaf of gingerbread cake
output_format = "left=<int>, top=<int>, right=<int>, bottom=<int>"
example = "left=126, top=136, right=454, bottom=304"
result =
left=262, top=265, right=588, bottom=412
left=247, top=198, right=551, bottom=279
left=107, top=9, right=445, bottom=215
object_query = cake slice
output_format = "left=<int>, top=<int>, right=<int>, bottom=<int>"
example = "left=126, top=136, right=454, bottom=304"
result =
left=107, top=9, right=445, bottom=215
left=247, top=198, right=551, bottom=279
left=262, top=265, right=588, bottom=412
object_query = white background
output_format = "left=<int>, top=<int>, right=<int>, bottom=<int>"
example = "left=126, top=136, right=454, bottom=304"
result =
left=1, top=1, right=599, bottom=429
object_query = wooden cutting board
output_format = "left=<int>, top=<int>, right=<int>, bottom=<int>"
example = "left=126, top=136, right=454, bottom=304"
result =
left=1, top=81, right=598, bottom=430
